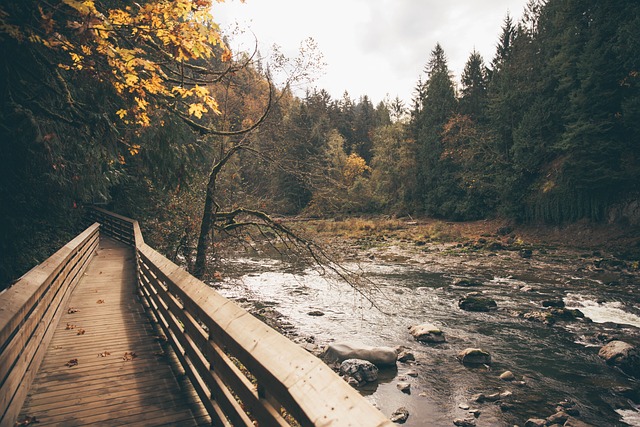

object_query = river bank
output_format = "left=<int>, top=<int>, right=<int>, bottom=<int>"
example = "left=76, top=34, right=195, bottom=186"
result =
left=214, top=217, right=640, bottom=426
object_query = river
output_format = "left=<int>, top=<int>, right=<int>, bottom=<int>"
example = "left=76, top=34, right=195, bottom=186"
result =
left=214, top=239, right=640, bottom=426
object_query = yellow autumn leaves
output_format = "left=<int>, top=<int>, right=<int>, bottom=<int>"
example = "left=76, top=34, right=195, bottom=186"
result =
left=343, top=153, right=371, bottom=187
left=0, top=0, right=229, bottom=128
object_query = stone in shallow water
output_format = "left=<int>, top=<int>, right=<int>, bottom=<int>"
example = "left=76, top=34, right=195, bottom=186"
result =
left=564, top=417, right=594, bottom=427
left=390, top=407, right=409, bottom=423
left=457, top=348, right=492, bottom=365
left=500, top=370, right=515, bottom=381
left=397, top=382, right=411, bottom=394
left=542, top=299, right=565, bottom=308
left=453, top=278, right=483, bottom=287
left=324, top=342, right=397, bottom=366
left=598, top=340, right=640, bottom=377
left=546, top=411, right=570, bottom=425
left=453, top=418, right=476, bottom=427
left=458, top=294, right=497, bottom=312
left=339, top=359, right=379, bottom=383
left=397, top=349, right=415, bottom=363
left=408, top=323, right=446, bottom=343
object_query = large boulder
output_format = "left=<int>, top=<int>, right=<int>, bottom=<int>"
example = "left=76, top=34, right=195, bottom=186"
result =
left=457, top=348, right=492, bottom=365
left=458, top=294, right=497, bottom=312
left=408, top=323, right=445, bottom=343
left=339, top=359, right=379, bottom=384
left=598, top=340, right=640, bottom=377
left=323, top=343, right=397, bottom=367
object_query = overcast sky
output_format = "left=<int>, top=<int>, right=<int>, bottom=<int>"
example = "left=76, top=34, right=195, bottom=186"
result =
left=214, top=1, right=529, bottom=105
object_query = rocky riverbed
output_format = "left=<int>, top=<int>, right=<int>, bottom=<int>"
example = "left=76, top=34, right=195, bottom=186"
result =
left=212, top=219, right=640, bottom=426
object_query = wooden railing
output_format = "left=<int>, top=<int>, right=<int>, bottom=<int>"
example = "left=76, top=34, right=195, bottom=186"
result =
left=0, top=223, right=100, bottom=426
left=87, top=207, right=392, bottom=426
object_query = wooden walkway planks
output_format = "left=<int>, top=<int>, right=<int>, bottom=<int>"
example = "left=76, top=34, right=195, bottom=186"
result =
left=18, top=238, right=210, bottom=426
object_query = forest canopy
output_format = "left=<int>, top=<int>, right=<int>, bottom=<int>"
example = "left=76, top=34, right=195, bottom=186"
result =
left=1, top=0, right=639, bottom=287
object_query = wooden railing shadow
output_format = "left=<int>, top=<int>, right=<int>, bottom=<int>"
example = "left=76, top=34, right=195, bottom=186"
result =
left=1, top=207, right=391, bottom=426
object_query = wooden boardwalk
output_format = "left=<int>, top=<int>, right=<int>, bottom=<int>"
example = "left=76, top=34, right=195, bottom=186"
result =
left=18, top=238, right=210, bottom=426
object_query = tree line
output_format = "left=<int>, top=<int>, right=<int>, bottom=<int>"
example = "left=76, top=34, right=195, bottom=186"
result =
left=218, top=0, right=640, bottom=225
left=1, top=0, right=639, bottom=286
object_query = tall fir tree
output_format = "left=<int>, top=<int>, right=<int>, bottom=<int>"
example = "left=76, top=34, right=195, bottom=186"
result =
left=459, top=50, right=488, bottom=121
left=413, top=43, right=459, bottom=217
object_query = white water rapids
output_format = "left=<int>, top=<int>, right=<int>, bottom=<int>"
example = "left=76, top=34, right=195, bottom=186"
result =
left=564, top=293, right=640, bottom=328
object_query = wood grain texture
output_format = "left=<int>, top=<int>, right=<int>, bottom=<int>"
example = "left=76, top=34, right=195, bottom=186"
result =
left=17, top=238, right=210, bottom=427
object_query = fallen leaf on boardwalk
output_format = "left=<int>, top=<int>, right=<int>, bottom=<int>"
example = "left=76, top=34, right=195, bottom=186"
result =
left=76, top=329, right=85, bottom=335
left=65, top=358, right=78, bottom=367
left=14, top=415, right=38, bottom=426
left=153, top=351, right=166, bottom=358
left=123, top=351, right=137, bottom=361
left=96, top=299, right=105, bottom=304
left=66, top=323, right=76, bottom=330
left=154, top=335, right=167, bottom=343
left=67, top=308, right=80, bottom=314
left=98, top=351, right=111, bottom=357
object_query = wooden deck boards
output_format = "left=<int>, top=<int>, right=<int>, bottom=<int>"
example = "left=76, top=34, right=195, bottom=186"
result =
left=18, top=238, right=210, bottom=426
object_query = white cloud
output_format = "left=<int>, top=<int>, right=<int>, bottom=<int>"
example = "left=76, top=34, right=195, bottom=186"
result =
left=214, top=0, right=528, bottom=105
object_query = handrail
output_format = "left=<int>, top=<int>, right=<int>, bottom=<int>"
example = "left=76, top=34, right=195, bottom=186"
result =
left=0, top=223, right=100, bottom=426
left=88, top=207, right=392, bottom=426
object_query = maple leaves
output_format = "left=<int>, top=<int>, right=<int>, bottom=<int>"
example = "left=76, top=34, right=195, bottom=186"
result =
left=123, top=351, right=137, bottom=361
left=0, top=0, right=230, bottom=128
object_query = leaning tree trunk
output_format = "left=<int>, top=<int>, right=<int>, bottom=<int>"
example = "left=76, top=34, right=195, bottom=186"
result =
left=192, top=183, right=216, bottom=279
left=192, top=143, right=244, bottom=279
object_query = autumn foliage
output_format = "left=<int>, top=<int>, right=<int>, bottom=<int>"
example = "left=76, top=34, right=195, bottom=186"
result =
left=0, top=0, right=234, bottom=126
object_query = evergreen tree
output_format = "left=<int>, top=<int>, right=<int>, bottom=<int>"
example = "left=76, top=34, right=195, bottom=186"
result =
left=413, top=43, right=459, bottom=217
left=489, top=13, right=516, bottom=78
left=459, top=50, right=488, bottom=120
left=353, top=95, right=375, bottom=162
left=334, top=91, right=356, bottom=153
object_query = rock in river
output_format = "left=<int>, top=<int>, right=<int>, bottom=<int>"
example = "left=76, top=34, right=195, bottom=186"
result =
left=408, top=323, right=446, bottom=343
left=598, top=340, right=640, bottom=377
left=397, top=382, right=411, bottom=394
left=457, top=348, right=492, bottom=365
left=397, top=349, right=415, bottom=363
left=324, top=342, right=397, bottom=366
left=499, top=370, right=515, bottom=381
left=390, top=407, right=409, bottom=423
left=458, top=294, right=497, bottom=312
left=339, top=359, right=379, bottom=384
left=541, top=299, right=565, bottom=308
left=453, top=418, right=476, bottom=427
left=453, top=278, right=483, bottom=287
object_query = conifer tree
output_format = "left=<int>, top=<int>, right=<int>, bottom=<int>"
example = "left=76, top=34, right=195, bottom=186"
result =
left=460, top=50, right=488, bottom=121
left=413, top=43, right=458, bottom=216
